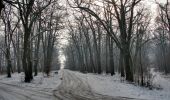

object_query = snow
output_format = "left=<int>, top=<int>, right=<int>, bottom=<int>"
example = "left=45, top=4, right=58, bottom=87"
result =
left=0, top=69, right=170, bottom=100
left=0, top=71, right=61, bottom=92
left=72, top=70, right=170, bottom=100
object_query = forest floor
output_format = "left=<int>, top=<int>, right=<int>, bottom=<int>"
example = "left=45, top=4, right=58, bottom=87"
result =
left=0, top=71, right=61, bottom=93
left=0, top=82, right=55, bottom=100
left=0, top=71, right=61, bottom=100
left=72, top=69, right=170, bottom=100
left=0, top=69, right=170, bottom=100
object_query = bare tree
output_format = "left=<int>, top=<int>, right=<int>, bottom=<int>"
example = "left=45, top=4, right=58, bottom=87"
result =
left=1, top=4, right=19, bottom=77
left=67, top=0, right=144, bottom=82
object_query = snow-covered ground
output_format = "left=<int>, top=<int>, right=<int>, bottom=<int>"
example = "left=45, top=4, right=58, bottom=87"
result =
left=0, top=71, right=61, bottom=92
left=0, top=69, right=170, bottom=100
left=72, top=70, right=170, bottom=100
left=54, top=70, right=135, bottom=100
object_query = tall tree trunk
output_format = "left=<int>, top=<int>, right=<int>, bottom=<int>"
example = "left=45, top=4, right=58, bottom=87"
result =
left=23, top=29, right=33, bottom=82
left=97, top=25, right=102, bottom=74
left=119, top=50, right=125, bottom=77
left=106, top=34, right=109, bottom=74
left=109, top=38, right=115, bottom=76
left=83, top=29, right=95, bottom=73
left=123, top=43, right=133, bottom=82
left=34, top=28, right=41, bottom=76
left=6, top=48, right=11, bottom=78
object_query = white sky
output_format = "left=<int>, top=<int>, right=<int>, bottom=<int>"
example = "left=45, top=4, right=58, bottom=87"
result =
left=145, top=0, right=167, bottom=13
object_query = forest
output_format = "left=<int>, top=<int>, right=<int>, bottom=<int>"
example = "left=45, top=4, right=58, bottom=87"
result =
left=0, top=0, right=169, bottom=87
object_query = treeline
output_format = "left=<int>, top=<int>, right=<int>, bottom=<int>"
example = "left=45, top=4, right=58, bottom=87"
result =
left=0, top=0, right=65, bottom=82
left=0, top=0, right=170, bottom=85
left=153, top=1, right=170, bottom=74
left=64, top=0, right=170, bottom=86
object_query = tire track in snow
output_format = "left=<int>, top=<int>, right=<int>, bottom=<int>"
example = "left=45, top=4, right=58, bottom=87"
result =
left=0, top=83, right=56, bottom=100
left=54, top=70, right=140, bottom=100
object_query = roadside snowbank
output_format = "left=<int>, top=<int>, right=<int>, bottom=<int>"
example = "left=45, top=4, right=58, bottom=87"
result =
left=73, top=71, right=170, bottom=100
left=0, top=71, right=61, bottom=92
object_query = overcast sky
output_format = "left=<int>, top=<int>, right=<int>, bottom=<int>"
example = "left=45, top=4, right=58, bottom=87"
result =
left=145, top=0, right=167, bottom=12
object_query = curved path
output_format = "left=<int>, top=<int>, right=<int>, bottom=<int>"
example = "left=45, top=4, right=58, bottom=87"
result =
left=54, top=70, right=137, bottom=100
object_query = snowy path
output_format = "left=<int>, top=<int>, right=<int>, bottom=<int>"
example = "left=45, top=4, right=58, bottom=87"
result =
left=0, top=70, right=145, bottom=100
left=0, top=83, right=56, bottom=100
left=54, top=70, right=138, bottom=100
